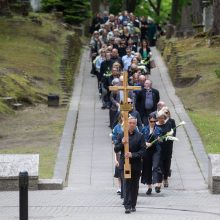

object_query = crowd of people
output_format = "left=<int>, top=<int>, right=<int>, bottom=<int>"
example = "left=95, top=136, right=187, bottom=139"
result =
left=89, top=11, right=175, bottom=214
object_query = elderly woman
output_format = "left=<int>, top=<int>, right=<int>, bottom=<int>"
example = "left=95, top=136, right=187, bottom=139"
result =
left=161, top=106, right=176, bottom=183
left=141, top=113, right=162, bottom=194
left=156, top=110, right=173, bottom=188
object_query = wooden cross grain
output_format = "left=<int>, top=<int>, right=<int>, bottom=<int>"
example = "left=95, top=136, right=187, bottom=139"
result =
left=109, top=72, right=141, bottom=178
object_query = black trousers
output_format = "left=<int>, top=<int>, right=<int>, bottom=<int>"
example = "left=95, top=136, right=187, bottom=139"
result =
left=141, top=147, right=162, bottom=185
left=109, top=109, right=118, bottom=129
left=122, top=169, right=141, bottom=209
left=161, top=142, right=173, bottom=180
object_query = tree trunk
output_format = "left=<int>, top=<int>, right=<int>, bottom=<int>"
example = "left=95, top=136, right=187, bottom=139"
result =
left=170, top=0, right=179, bottom=25
left=213, top=0, right=220, bottom=35
left=126, top=0, right=137, bottom=12
left=157, top=0, right=161, bottom=16
left=0, top=0, right=9, bottom=16
left=148, top=0, right=161, bottom=16
left=191, top=0, right=203, bottom=24
left=91, top=0, right=100, bottom=14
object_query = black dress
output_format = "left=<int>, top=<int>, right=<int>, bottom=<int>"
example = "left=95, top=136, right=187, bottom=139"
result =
left=156, top=121, right=173, bottom=180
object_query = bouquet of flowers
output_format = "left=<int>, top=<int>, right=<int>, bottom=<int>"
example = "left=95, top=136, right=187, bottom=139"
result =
left=146, top=121, right=186, bottom=149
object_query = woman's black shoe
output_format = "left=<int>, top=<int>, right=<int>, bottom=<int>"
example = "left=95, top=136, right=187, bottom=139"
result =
left=155, top=186, right=161, bottom=193
left=146, top=188, right=152, bottom=195
left=125, top=209, right=131, bottom=214
left=131, top=207, right=136, bottom=212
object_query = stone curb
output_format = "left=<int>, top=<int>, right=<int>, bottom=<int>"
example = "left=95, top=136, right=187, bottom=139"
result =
left=53, top=50, right=87, bottom=182
left=37, top=50, right=87, bottom=190
left=152, top=47, right=209, bottom=182
left=38, top=179, right=63, bottom=190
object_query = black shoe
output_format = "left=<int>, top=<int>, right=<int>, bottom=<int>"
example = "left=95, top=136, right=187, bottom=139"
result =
left=155, top=186, right=161, bottom=193
left=146, top=188, right=152, bottom=195
left=125, top=209, right=131, bottom=214
left=131, top=207, right=136, bottom=212
left=168, top=169, right=172, bottom=177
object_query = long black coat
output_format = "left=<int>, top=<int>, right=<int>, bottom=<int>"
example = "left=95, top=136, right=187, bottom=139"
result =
left=114, top=130, right=146, bottom=171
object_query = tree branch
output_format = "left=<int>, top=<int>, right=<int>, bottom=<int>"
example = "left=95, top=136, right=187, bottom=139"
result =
left=148, top=0, right=158, bottom=14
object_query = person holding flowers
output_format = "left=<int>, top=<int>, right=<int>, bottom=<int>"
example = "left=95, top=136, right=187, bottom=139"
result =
left=161, top=106, right=177, bottom=179
left=141, top=113, right=163, bottom=194
left=156, top=110, right=174, bottom=188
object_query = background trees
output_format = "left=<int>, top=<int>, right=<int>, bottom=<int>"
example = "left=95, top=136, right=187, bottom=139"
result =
left=41, top=0, right=91, bottom=24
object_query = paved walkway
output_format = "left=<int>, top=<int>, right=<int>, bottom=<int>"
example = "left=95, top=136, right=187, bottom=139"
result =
left=0, top=48, right=220, bottom=220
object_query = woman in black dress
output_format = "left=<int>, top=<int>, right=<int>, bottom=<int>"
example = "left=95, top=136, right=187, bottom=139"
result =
left=161, top=107, right=176, bottom=185
left=156, top=111, right=173, bottom=188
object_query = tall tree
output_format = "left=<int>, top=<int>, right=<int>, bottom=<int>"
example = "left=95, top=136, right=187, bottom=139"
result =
left=170, top=0, right=179, bottom=25
left=191, top=0, right=203, bottom=25
left=213, top=0, right=220, bottom=35
left=91, top=0, right=100, bottom=14
left=148, top=0, right=162, bottom=16
left=125, top=0, right=138, bottom=12
left=0, top=0, right=9, bottom=15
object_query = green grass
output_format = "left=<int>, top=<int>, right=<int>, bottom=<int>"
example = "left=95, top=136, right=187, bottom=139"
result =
left=160, top=37, right=220, bottom=153
left=0, top=13, right=72, bottom=112
left=0, top=13, right=80, bottom=178
left=188, top=111, right=220, bottom=154
left=0, top=105, right=67, bottom=178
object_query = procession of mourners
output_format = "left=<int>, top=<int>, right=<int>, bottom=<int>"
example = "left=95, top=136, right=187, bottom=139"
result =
left=89, top=10, right=178, bottom=214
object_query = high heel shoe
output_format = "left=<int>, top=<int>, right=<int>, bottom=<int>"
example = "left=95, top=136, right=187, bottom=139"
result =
left=155, top=186, right=161, bottom=193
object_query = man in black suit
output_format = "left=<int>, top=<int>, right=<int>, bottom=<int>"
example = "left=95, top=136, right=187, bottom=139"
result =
left=136, top=79, right=160, bottom=125
left=114, top=116, right=146, bottom=214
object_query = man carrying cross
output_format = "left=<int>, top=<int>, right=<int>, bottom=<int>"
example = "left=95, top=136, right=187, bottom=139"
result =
left=114, top=116, right=145, bottom=214
left=110, top=72, right=146, bottom=214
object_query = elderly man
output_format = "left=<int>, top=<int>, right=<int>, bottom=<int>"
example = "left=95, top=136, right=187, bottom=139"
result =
left=114, top=116, right=145, bottom=214
left=136, top=79, right=160, bottom=125
left=111, top=48, right=123, bottom=67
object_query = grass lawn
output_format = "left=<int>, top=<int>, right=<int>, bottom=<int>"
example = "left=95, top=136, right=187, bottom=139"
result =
left=160, top=36, right=220, bottom=153
left=0, top=14, right=79, bottom=178
left=188, top=110, right=220, bottom=153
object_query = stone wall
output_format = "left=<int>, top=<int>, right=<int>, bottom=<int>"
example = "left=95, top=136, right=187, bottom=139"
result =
left=208, top=154, right=220, bottom=194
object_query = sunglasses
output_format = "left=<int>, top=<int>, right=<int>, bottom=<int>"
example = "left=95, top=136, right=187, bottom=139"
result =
left=149, top=120, right=156, bottom=123
left=128, top=102, right=133, bottom=104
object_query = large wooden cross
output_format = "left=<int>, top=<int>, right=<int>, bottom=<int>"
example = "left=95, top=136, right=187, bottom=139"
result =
left=109, top=72, right=141, bottom=179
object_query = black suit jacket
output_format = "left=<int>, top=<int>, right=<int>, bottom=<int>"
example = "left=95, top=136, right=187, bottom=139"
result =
left=136, top=88, right=160, bottom=119
left=114, top=130, right=146, bottom=171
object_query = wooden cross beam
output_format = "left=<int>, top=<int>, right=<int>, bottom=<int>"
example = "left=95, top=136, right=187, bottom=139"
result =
left=109, top=71, right=141, bottom=179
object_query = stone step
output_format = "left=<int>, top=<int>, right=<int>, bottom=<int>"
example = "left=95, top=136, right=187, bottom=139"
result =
left=11, top=103, right=23, bottom=110
left=59, top=103, right=68, bottom=107
left=38, top=179, right=63, bottom=190
left=0, top=97, right=15, bottom=104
